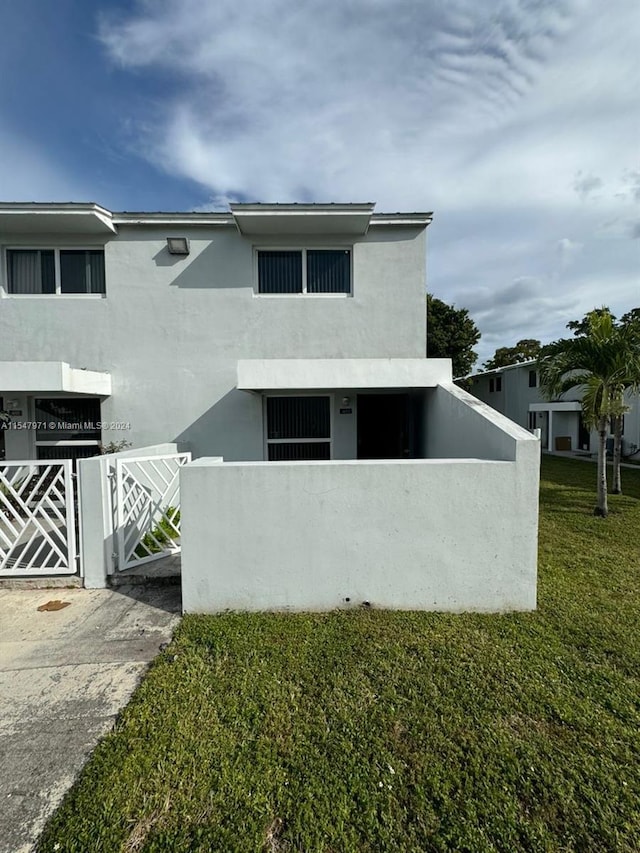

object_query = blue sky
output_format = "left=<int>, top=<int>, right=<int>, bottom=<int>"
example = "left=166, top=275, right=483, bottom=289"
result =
left=1, top=0, right=638, bottom=365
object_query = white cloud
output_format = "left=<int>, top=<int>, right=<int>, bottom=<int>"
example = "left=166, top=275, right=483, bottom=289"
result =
left=95, top=0, right=640, bottom=366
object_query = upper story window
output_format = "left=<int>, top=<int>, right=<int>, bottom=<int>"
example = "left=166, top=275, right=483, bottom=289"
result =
left=5, top=249, right=105, bottom=295
left=528, top=370, right=537, bottom=388
left=257, top=249, right=351, bottom=295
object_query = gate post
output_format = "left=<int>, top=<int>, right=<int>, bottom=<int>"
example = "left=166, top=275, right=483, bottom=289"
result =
left=77, top=455, right=113, bottom=588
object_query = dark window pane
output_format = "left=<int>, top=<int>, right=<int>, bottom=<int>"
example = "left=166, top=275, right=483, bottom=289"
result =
left=258, top=251, right=302, bottom=293
left=60, top=250, right=89, bottom=293
left=37, top=445, right=100, bottom=461
left=41, top=251, right=55, bottom=293
left=268, top=442, right=331, bottom=460
left=307, top=250, right=350, bottom=293
left=7, top=250, right=41, bottom=294
left=528, top=370, right=537, bottom=387
left=35, top=398, right=101, bottom=441
left=267, top=396, right=330, bottom=440
left=88, top=251, right=105, bottom=294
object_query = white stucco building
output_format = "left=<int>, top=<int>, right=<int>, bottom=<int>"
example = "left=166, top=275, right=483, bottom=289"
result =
left=469, top=361, right=640, bottom=458
left=0, top=201, right=540, bottom=611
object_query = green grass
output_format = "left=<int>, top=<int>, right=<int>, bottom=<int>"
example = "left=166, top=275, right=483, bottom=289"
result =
left=37, top=457, right=640, bottom=852
left=134, top=507, right=181, bottom=558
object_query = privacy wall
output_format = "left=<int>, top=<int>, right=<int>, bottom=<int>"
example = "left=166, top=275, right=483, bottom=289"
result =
left=180, top=450, right=539, bottom=614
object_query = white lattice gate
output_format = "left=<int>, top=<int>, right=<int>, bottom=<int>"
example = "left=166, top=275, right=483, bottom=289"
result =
left=0, top=460, right=77, bottom=576
left=115, top=452, right=191, bottom=571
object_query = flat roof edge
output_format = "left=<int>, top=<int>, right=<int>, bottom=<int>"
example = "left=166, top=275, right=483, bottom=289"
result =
left=0, top=203, right=433, bottom=229
left=0, top=202, right=112, bottom=215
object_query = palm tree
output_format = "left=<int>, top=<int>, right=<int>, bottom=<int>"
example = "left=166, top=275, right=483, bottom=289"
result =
left=538, top=310, right=640, bottom=517
left=611, top=310, right=640, bottom=493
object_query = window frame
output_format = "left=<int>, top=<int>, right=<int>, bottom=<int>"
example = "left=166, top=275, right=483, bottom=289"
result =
left=263, top=393, right=333, bottom=460
left=253, top=247, right=352, bottom=297
left=2, top=246, right=106, bottom=298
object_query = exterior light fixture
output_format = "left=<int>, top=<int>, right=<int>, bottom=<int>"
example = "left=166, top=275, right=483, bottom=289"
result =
left=341, top=396, right=351, bottom=406
left=167, top=237, right=190, bottom=255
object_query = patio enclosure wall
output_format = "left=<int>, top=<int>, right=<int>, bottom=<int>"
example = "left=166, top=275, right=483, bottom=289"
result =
left=181, top=385, right=539, bottom=613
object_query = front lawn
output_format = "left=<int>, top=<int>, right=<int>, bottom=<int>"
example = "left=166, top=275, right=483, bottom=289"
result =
left=38, top=457, right=640, bottom=852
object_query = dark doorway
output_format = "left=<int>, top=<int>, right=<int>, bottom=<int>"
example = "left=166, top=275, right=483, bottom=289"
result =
left=357, top=393, right=414, bottom=459
left=578, top=415, right=590, bottom=451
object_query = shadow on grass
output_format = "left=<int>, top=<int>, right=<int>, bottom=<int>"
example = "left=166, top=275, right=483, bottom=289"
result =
left=540, top=456, right=640, bottom=515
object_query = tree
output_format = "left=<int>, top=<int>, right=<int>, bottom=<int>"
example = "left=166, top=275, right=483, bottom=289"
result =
left=426, top=294, right=481, bottom=379
left=538, top=309, right=640, bottom=516
left=482, top=339, right=542, bottom=371
left=566, top=306, right=614, bottom=337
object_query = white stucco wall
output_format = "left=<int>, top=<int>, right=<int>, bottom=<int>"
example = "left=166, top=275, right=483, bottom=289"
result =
left=181, top=385, right=540, bottom=613
left=237, top=358, right=451, bottom=390
left=0, top=224, right=428, bottom=460
left=180, top=452, right=539, bottom=614
left=425, top=382, right=537, bottom=461
left=550, top=411, right=579, bottom=450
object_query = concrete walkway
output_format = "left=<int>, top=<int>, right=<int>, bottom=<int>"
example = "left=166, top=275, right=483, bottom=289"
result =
left=0, top=584, right=181, bottom=853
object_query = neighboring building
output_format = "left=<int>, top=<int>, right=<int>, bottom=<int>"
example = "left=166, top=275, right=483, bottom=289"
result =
left=0, top=201, right=540, bottom=611
left=469, top=360, right=640, bottom=457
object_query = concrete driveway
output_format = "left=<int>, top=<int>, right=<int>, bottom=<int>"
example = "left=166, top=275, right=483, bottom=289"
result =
left=0, top=584, right=181, bottom=853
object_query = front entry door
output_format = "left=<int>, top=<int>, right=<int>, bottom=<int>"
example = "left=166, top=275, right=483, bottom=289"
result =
left=578, top=415, right=590, bottom=451
left=357, top=394, right=411, bottom=459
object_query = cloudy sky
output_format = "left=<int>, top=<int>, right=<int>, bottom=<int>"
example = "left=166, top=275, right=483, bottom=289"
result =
left=1, top=0, right=637, bottom=365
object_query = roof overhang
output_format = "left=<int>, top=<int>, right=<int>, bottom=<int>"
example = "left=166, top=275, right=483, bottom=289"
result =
left=237, top=358, right=452, bottom=391
left=469, top=359, right=537, bottom=379
left=0, top=362, right=111, bottom=395
left=0, top=203, right=117, bottom=235
left=230, top=203, right=375, bottom=236
left=529, top=401, right=581, bottom=412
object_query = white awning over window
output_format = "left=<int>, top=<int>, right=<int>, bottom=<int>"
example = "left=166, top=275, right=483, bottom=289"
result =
left=237, top=358, right=452, bottom=391
left=529, top=401, right=581, bottom=412
left=0, top=203, right=116, bottom=235
left=230, top=203, right=375, bottom=236
left=0, top=362, right=111, bottom=395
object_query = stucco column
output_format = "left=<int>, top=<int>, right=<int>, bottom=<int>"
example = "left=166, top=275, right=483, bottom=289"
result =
left=547, top=410, right=553, bottom=452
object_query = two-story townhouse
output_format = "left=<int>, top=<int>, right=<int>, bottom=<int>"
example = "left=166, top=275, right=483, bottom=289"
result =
left=469, top=361, right=640, bottom=457
left=0, top=202, right=447, bottom=463
left=0, top=201, right=540, bottom=612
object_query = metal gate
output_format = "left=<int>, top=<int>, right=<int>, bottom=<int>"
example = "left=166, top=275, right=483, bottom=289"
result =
left=0, top=460, right=77, bottom=575
left=115, top=452, right=191, bottom=571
